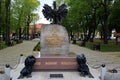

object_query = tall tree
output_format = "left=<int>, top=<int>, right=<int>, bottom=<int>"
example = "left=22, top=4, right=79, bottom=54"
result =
left=88, top=0, right=100, bottom=42
left=31, top=13, right=39, bottom=38
left=5, top=0, right=11, bottom=45
left=11, top=0, right=40, bottom=39
left=100, top=0, right=112, bottom=44
left=0, top=0, right=2, bottom=39
left=109, top=0, right=120, bottom=33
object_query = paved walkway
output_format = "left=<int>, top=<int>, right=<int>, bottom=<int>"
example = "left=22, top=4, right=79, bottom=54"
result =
left=0, top=40, right=38, bottom=71
left=70, top=45, right=120, bottom=71
left=0, top=39, right=120, bottom=80
left=0, top=39, right=120, bottom=71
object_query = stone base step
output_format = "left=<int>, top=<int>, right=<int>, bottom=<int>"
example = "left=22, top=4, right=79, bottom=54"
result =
left=33, top=55, right=78, bottom=70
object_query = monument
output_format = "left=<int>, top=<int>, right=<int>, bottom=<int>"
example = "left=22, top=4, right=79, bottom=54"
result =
left=33, top=1, right=78, bottom=70
left=41, top=1, right=69, bottom=55
left=40, top=24, right=69, bottom=55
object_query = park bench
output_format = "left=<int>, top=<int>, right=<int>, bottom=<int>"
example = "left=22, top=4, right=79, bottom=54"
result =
left=14, top=39, right=23, bottom=44
left=92, top=43, right=100, bottom=51
left=7, top=40, right=14, bottom=46
left=72, top=39, right=76, bottom=44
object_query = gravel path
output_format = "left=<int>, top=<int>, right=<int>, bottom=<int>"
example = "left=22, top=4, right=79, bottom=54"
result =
left=0, top=39, right=120, bottom=72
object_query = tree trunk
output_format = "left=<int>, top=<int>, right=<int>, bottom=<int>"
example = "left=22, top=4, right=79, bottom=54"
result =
left=5, top=0, right=11, bottom=45
left=86, top=28, right=92, bottom=41
left=91, top=29, right=95, bottom=42
left=91, top=8, right=97, bottom=42
left=102, top=0, right=108, bottom=44
left=19, top=28, right=21, bottom=39
left=33, top=22, right=36, bottom=39
left=0, top=0, right=2, bottom=41
left=17, top=9, right=23, bottom=40
left=26, top=14, right=31, bottom=40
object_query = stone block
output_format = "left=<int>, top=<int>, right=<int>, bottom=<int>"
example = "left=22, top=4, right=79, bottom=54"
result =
left=40, top=24, right=69, bottom=55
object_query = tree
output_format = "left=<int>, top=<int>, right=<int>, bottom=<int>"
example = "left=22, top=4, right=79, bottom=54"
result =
left=109, top=0, right=120, bottom=33
left=31, top=13, right=39, bottom=38
left=5, top=0, right=11, bottom=45
left=57, top=0, right=98, bottom=41
left=99, top=0, right=113, bottom=44
left=11, top=0, right=40, bottom=39
left=0, top=0, right=2, bottom=39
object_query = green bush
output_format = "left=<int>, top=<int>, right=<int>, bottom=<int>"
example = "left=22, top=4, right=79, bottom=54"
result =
left=0, top=41, right=7, bottom=50
left=33, top=42, right=40, bottom=51
left=85, top=41, right=120, bottom=52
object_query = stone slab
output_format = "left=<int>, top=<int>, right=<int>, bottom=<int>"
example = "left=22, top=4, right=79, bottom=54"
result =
left=40, top=24, right=69, bottom=54
left=104, top=73, right=120, bottom=80
left=0, top=74, right=10, bottom=80
left=11, top=63, right=100, bottom=80
left=33, top=55, right=78, bottom=70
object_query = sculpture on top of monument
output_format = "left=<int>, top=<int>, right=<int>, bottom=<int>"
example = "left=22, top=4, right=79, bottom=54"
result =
left=42, top=1, right=68, bottom=24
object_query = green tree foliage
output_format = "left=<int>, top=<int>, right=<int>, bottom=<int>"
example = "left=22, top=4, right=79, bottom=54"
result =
left=99, top=0, right=113, bottom=44
left=57, top=0, right=119, bottom=44
left=0, top=0, right=1, bottom=21
left=0, top=0, right=40, bottom=44
left=11, top=0, right=40, bottom=39
left=0, top=0, right=8, bottom=41
left=57, top=0, right=98, bottom=41
left=11, top=0, right=40, bottom=29
left=5, top=0, right=11, bottom=44
left=109, top=0, right=120, bottom=32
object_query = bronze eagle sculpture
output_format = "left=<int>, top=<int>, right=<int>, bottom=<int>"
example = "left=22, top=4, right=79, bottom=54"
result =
left=42, top=1, right=68, bottom=24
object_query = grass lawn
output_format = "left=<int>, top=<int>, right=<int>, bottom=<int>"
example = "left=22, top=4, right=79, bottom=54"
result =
left=0, top=40, right=23, bottom=50
left=0, top=41, right=8, bottom=49
left=33, top=40, right=120, bottom=52
left=33, top=42, right=40, bottom=51
left=85, top=40, right=120, bottom=52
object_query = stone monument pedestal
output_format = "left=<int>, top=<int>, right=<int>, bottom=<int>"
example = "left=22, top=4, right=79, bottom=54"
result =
left=33, top=54, right=78, bottom=71
left=33, top=24, right=78, bottom=70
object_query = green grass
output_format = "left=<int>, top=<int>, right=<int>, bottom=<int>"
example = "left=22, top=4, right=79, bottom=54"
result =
left=85, top=40, right=120, bottom=52
left=33, top=42, right=40, bottom=51
left=100, top=44, right=120, bottom=52
left=32, top=40, right=120, bottom=52
left=0, top=41, right=7, bottom=49
left=0, top=40, right=23, bottom=50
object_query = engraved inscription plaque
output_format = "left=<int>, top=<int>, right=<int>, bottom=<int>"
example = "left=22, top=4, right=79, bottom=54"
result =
left=40, top=24, right=69, bottom=54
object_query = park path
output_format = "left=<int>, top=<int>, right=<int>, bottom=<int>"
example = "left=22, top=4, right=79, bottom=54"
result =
left=0, top=39, right=120, bottom=72
left=70, top=44, right=120, bottom=71
left=0, top=40, right=38, bottom=70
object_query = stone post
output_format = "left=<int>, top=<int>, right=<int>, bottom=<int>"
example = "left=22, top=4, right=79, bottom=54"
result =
left=101, top=64, right=106, bottom=80
left=19, top=54, right=24, bottom=64
left=5, top=64, right=11, bottom=79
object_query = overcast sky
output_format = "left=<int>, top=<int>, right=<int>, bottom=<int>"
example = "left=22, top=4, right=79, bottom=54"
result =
left=36, top=0, right=54, bottom=24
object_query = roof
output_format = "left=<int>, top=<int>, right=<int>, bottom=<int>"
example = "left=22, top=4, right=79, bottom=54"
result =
left=36, top=23, right=43, bottom=29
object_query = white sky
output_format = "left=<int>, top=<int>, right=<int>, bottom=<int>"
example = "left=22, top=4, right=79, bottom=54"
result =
left=36, top=0, right=54, bottom=24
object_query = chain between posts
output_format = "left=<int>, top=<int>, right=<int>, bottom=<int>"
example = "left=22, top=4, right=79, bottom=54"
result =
left=10, top=54, right=24, bottom=70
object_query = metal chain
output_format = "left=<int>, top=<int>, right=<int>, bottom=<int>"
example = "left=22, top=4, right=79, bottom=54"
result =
left=87, top=61, right=120, bottom=72
left=10, top=55, right=26, bottom=70
left=86, top=62, right=101, bottom=69
left=10, top=57, right=21, bottom=70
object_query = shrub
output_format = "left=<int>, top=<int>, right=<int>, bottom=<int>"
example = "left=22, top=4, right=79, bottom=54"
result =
left=33, top=42, right=40, bottom=51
